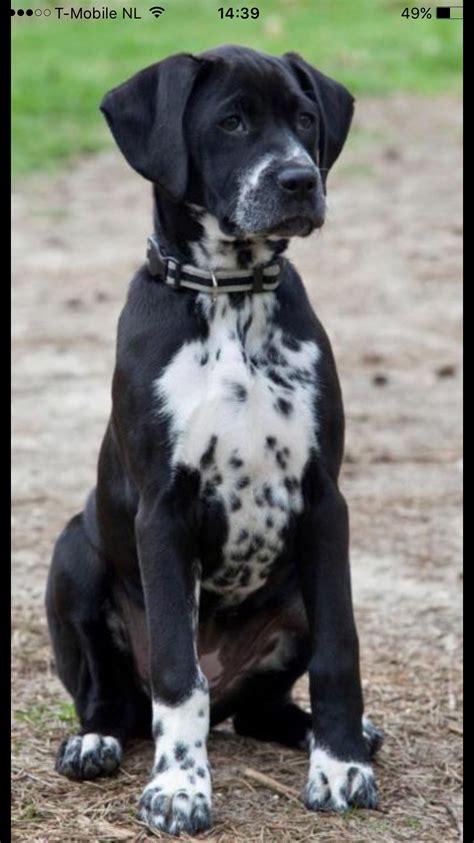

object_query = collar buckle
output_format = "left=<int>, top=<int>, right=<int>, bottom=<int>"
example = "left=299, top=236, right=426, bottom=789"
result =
left=168, top=258, right=182, bottom=290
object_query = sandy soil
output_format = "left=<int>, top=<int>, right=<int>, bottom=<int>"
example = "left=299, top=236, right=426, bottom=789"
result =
left=12, top=94, right=462, bottom=842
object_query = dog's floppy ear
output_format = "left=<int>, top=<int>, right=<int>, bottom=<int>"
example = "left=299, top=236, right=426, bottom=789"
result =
left=283, top=52, right=355, bottom=186
left=100, top=54, right=202, bottom=200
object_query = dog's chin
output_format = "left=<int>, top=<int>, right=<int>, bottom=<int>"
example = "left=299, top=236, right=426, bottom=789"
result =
left=264, top=215, right=320, bottom=238
left=220, top=214, right=322, bottom=240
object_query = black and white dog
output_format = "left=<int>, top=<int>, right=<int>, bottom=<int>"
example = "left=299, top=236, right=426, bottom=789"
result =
left=46, top=46, right=383, bottom=836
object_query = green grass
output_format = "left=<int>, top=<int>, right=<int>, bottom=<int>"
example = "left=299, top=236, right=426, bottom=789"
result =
left=12, top=0, right=462, bottom=176
left=15, top=700, right=78, bottom=729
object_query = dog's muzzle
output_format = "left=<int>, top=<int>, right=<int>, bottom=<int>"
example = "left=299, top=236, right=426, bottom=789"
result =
left=231, top=161, right=326, bottom=238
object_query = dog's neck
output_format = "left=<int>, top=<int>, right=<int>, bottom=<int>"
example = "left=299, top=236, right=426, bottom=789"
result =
left=153, top=189, right=289, bottom=273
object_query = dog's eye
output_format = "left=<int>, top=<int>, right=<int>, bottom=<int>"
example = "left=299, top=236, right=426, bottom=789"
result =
left=298, top=112, right=315, bottom=129
left=218, top=115, right=244, bottom=133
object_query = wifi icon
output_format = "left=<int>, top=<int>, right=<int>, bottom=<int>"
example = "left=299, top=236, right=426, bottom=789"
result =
left=149, top=5, right=165, bottom=17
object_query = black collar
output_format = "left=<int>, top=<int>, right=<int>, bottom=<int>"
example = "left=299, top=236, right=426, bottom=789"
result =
left=146, top=234, right=285, bottom=297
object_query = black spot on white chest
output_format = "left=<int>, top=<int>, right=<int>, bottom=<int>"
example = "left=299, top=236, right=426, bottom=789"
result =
left=155, top=295, right=320, bottom=602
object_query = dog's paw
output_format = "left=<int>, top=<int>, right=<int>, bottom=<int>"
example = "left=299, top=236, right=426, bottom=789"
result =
left=303, top=746, right=378, bottom=812
left=138, top=767, right=212, bottom=836
left=55, top=733, right=122, bottom=780
left=363, top=715, right=384, bottom=758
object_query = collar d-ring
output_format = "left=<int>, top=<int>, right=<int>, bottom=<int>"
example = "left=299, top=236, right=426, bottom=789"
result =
left=210, top=268, right=219, bottom=301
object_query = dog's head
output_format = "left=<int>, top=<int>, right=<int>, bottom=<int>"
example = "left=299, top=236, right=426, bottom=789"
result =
left=101, top=46, right=354, bottom=239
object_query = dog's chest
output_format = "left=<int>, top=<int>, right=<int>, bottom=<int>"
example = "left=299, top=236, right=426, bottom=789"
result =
left=155, top=294, right=320, bottom=603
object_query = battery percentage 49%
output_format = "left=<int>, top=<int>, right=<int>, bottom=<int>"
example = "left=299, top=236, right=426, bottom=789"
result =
left=401, top=7, right=432, bottom=18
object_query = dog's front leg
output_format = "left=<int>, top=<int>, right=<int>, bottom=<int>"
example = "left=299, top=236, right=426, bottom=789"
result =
left=135, top=497, right=211, bottom=836
left=297, top=467, right=379, bottom=812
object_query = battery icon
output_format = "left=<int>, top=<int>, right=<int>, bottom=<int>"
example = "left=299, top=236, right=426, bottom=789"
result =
left=436, top=6, right=463, bottom=18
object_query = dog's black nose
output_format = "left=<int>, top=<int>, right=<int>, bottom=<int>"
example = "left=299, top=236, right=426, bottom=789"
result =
left=277, top=167, right=317, bottom=195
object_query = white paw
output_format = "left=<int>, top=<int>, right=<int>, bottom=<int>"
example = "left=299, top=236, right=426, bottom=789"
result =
left=55, top=733, right=122, bottom=780
left=138, top=764, right=212, bottom=835
left=141, top=684, right=212, bottom=833
left=303, top=745, right=378, bottom=812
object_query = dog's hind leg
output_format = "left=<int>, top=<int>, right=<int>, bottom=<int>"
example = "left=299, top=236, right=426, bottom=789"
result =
left=231, top=634, right=313, bottom=750
left=233, top=683, right=383, bottom=756
left=234, top=697, right=312, bottom=749
left=46, top=512, right=150, bottom=780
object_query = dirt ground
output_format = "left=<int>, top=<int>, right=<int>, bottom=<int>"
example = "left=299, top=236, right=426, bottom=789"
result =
left=12, top=95, right=463, bottom=842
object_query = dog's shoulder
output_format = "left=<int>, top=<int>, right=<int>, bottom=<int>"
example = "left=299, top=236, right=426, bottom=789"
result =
left=276, top=262, right=341, bottom=377
left=276, top=262, right=345, bottom=474
left=115, top=267, right=205, bottom=381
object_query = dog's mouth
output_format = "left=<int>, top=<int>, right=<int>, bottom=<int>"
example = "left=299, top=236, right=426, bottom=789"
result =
left=265, top=215, right=321, bottom=237
left=221, top=214, right=323, bottom=239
